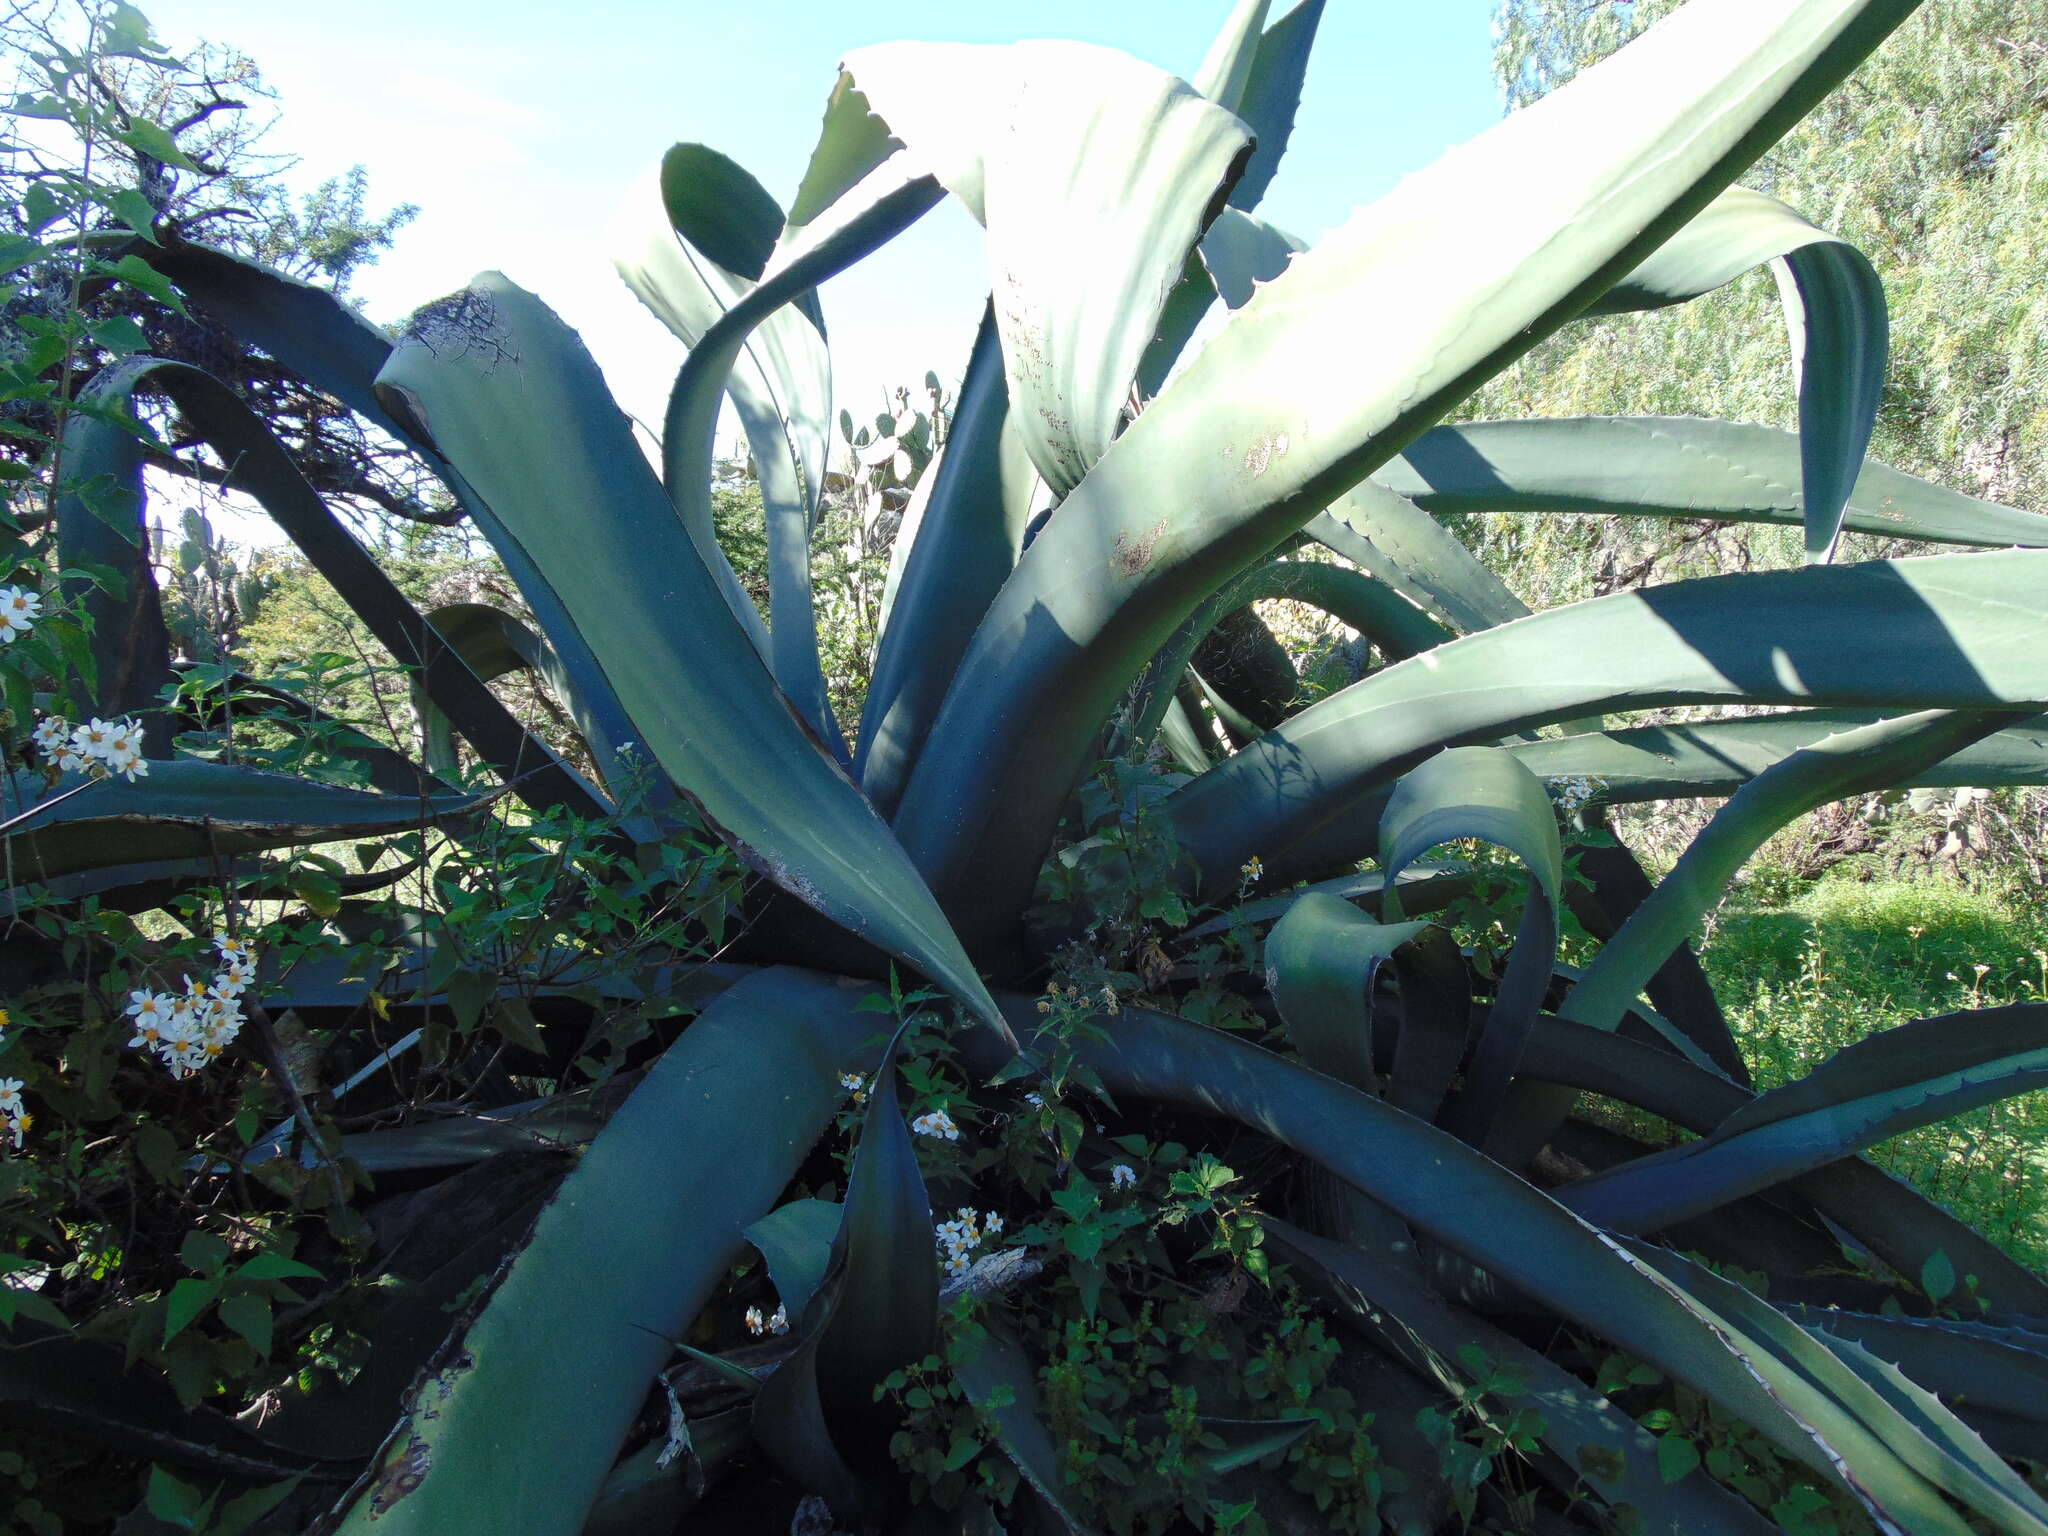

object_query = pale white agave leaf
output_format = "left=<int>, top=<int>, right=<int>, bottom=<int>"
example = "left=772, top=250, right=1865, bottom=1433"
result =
left=836, top=40, right=1253, bottom=496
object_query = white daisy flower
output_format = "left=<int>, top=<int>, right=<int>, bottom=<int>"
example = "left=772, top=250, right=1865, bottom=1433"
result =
left=744, top=1305, right=766, bottom=1335
left=911, top=1109, right=960, bottom=1142
left=0, top=1078, right=23, bottom=1115
left=31, top=715, right=69, bottom=755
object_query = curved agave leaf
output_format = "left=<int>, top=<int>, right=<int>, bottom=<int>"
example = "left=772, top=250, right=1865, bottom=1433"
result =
left=833, top=39, right=1252, bottom=496
left=652, top=151, right=948, bottom=763
left=1198, top=207, right=1307, bottom=311
left=1186, top=863, right=1470, bottom=939
left=743, top=1198, right=841, bottom=1326
left=754, top=1018, right=937, bottom=1515
left=857, top=306, right=1039, bottom=814
left=953, top=1324, right=1095, bottom=1535
left=1512, top=1012, right=2048, bottom=1315
left=79, top=356, right=606, bottom=821
left=1056, top=1003, right=2015, bottom=1533
left=377, top=274, right=1006, bottom=1038
left=1562, top=1004, right=2048, bottom=1231
left=1267, top=1218, right=1775, bottom=1534
left=614, top=145, right=839, bottom=743
left=1508, top=708, right=2048, bottom=805
left=142, top=241, right=650, bottom=794
left=1313, top=480, right=1532, bottom=637
left=1190, top=0, right=1269, bottom=111
left=1224, top=0, right=1326, bottom=214
left=1586, top=186, right=1886, bottom=561
left=1379, top=748, right=1562, bottom=1142
left=52, top=383, right=173, bottom=741
left=1266, top=892, right=1469, bottom=1120
left=0, top=1323, right=338, bottom=1482
left=1161, top=549, right=2048, bottom=895
left=1783, top=1310, right=2048, bottom=1427
left=413, top=603, right=587, bottom=782
left=0, top=761, right=490, bottom=888
left=1377, top=416, right=2048, bottom=550
left=1627, top=1242, right=2048, bottom=1535
left=1564, top=710, right=2030, bottom=1036
left=327, top=969, right=876, bottom=1535
left=892, top=0, right=1917, bottom=952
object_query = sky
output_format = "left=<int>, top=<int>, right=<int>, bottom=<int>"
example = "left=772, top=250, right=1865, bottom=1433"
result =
left=130, top=0, right=1506, bottom=521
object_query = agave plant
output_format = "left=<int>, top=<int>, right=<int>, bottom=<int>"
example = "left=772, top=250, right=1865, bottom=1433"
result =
left=12, top=0, right=2048, bottom=1529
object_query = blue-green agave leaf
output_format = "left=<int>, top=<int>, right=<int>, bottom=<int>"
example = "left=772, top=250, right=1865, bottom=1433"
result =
left=753, top=1017, right=938, bottom=1515
left=1267, top=1218, right=1774, bottom=1533
left=833, top=39, right=1252, bottom=496
left=1562, top=1004, right=2048, bottom=1231
left=1161, top=550, right=2048, bottom=897
left=1, top=762, right=491, bottom=888
left=1052, top=1002, right=2006, bottom=1533
left=1380, top=747, right=1562, bottom=1141
left=742, top=1198, right=843, bottom=1328
left=328, top=969, right=878, bottom=1535
left=1376, top=416, right=2048, bottom=550
left=376, top=273, right=1007, bottom=1040
left=1584, top=185, right=1885, bottom=562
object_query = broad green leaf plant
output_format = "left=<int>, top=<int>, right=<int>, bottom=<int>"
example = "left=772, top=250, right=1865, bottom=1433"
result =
left=7, top=0, right=2048, bottom=1531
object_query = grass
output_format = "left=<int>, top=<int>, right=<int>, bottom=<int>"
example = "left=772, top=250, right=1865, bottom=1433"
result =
left=1699, top=870, right=2048, bottom=1271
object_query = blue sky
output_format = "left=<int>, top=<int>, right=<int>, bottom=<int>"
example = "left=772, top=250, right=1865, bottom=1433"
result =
left=137, top=0, right=1505, bottom=455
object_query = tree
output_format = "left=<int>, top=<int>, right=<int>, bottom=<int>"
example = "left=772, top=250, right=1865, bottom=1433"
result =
left=0, top=0, right=430, bottom=533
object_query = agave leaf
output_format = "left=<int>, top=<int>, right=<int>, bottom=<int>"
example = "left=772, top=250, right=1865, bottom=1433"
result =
left=1162, top=549, right=2048, bottom=896
left=0, top=1323, right=337, bottom=1482
left=1123, top=557, right=1450, bottom=766
left=1378, top=416, right=2048, bottom=550
left=652, top=150, right=947, bottom=761
left=1312, top=480, right=1532, bottom=636
left=1508, top=709, right=2048, bottom=806
left=893, top=0, right=1918, bottom=952
left=1267, top=1218, right=1774, bottom=1534
left=0, top=762, right=490, bottom=888
left=1190, top=0, right=1269, bottom=110
left=1267, top=893, right=1424, bottom=1095
left=742, top=1199, right=842, bottom=1327
left=1785, top=1310, right=2048, bottom=1427
left=1185, top=863, right=1470, bottom=939
left=1379, top=748, right=1562, bottom=1141
left=141, top=236, right=406, bottom=437
left=1565, top=710, right=2031, bottom=1037
left=414, top=602, right=634, bottom=797
left=857, top=306, right=1039, bottom=813
left=833, top=39, right=1252, bottom=496
left=614, top=145, right=842, bottom=743
left=80, top=356, right=607, bottom=821
left=754, top=1018, right=937, bottom=1515
left=52, top=380, right=173, bottom=740
left=327, top=969, right=876, bottom=1535
left=1562, top=1004, right=2048, bottom=1231
left=1053, top=1002, right=2000, bottom=1533
left=953, top=1324, right=1095, bottom=1535
left=377, top=274, right=1006, bottom=1039
left=1225, top=0, right=1326, bottom=214
left=1585, top=186, right=1886, bottom=561
left=145, top=241, right=649, bottom=788
left=1512, top=1011, right=2048, bottom=1314
left=1628, top=1242, right=2048, bottom=1535
left=1267, top=891, right=1473, bottom=1125
left=1198, top=207, right=1307, bottom=311
left=1807, top=1331, right=2048, bottom=1533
